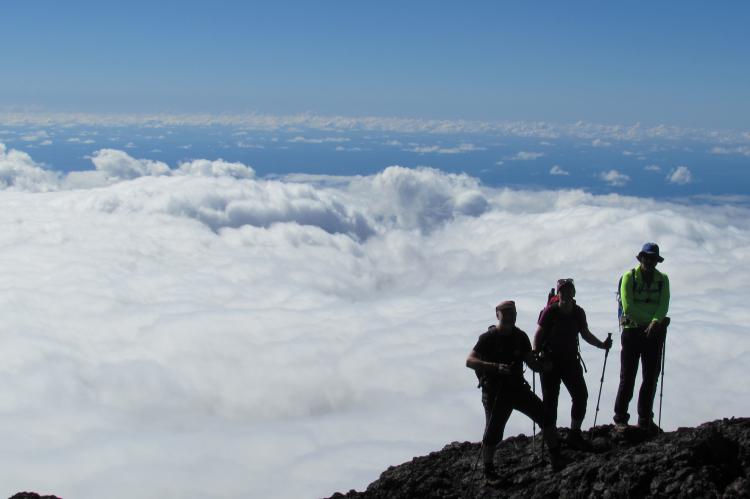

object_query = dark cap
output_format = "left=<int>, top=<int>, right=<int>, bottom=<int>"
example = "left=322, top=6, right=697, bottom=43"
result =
left=495, top=300, right=516, bottom=312
left=638, top=242, right=664, bottom=262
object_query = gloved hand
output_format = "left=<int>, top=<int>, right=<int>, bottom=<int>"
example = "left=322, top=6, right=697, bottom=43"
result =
left=645, top=320, right=660, bottom=339
left=601, top=336, right=613, bottom=350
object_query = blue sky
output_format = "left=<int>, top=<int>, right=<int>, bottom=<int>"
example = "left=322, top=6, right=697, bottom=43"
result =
left=2, top=4, right=750, bottom=497
left=2, top=1, right=749, bottom=129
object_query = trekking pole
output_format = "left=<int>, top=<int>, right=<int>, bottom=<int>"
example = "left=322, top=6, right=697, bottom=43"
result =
left=592, top=333, right=613, bottom=429
left=658, top=335, right=666, bottom=428
left=532, top=371, right=537, bottom=451
left=466, top=394, right=498, bottom=498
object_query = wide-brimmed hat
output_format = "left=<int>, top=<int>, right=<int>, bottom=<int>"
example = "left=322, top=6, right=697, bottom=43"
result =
left=638, top=242, right=664, bottom=262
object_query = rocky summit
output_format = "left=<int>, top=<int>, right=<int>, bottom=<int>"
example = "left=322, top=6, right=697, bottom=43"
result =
left=327, top=418, right=749, bottom=498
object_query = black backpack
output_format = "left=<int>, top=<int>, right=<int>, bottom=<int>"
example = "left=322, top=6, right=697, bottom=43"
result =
left=617, top=268, right=663, bottom=326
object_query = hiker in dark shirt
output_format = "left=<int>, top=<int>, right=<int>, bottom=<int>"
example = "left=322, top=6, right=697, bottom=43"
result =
left=534, top=279, right=612, bottom=450
left=466, top=300, right=564, bottom=479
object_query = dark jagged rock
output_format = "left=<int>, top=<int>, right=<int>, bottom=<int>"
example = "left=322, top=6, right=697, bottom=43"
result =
left=326, top=418, right=750, bottom=498
left=9, top=493, right=62, bottom=499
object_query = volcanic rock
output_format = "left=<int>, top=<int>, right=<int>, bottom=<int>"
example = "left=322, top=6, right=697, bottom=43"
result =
left=326, top=417, right=750, bottom=498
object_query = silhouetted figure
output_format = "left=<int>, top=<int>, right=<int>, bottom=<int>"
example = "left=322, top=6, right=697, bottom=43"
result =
left=613, top=243, right=670, bottom=434
left=534, top=278, right=611, bottom=450
left=466, top=300, right=564, bottom=479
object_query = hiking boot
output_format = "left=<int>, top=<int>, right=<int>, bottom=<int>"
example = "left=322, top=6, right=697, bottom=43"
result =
left=548, top=448, right=569, bottom=471
left=483, top=462, right=500, bottom=481
left=637, top=420, right=663, bottom=436
left=566, top=429, right=593, bottom=451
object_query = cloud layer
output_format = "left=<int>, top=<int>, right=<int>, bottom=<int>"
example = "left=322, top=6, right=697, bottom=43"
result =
left=2, top=111, right=749, bottom=143
left=0, top=145, right=748, bottom=498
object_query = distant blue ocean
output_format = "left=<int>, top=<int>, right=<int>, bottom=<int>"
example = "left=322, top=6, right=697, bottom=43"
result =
left=2, top=123, right=748, bottom=203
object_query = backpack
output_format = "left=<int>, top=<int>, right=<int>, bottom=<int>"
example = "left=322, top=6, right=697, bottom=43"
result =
left=617, top=268, right=663, bottom=326
left=538, top=287, right=587, bottom=372
left=616, top=269, right=634, bottom=326
left=537, top=287, right=558, bottom=324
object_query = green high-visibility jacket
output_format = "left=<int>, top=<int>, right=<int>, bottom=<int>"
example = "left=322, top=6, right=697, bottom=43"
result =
left=620, top=267, right=670, bottom=328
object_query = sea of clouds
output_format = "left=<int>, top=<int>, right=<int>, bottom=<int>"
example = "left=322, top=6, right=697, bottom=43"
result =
left=0, top=142, right=748, bottom=498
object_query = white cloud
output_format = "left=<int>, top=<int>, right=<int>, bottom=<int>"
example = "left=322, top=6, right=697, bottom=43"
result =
left=549, top=165, right=569, bottom=176
left=90, top=148, right=170, bottom=180
left=406, top=143, right=485, bottom=155
left=236, top=141, right=265, bottom=149
left=644, top=164, right=661, bottom=172
left=288, top=136, right=350, bottom=144
left=507, top=151, right=544, bottom=161
left=710, top=146, right=750, bottom=157
left=591, top=138, right=611, bottom=147
left=67, top=137, right=96, bottom=144
left=667, top=165, right=693, bottom=185
left=622, top=150, right=635, bottom=156
left=176, top=159, right=256, bottom=179
left=599, top=169, right=630, bottom=186
left=0, top=147, right=748, bottom=498
left=4, top=111, right=747, bottom=144
left=20, top=130, right=50, bottom=142
left=0, top=143, right=60, bottom=191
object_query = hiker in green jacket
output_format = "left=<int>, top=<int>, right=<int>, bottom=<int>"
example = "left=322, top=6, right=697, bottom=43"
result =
left=613, top=242, right=670, bottom=434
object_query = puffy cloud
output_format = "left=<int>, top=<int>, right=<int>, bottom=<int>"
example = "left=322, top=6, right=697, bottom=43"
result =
left=0, top=143, right=60, bottom=191
left=64, top=151, right=257, bottom=188
left=90, top=148, right=170, bottom=180
left=550, top=165, right=569, bottom=176
left=591, top=138, right=611, bottom=147
left=599, top=169, right=630, bottom=186
left=176, top=158, right=255, bottom=179
left=347, top=166, right=489, bottom=232
left=667, top=165, right=693, bottom=185
left=0, top=147, right=748, bottom=498
left=645, top=164, right=661, bottom=172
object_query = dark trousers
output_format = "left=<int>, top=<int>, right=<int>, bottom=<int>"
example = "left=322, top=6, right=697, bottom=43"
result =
left=481, top=386, right=545, bottom=447
left=540, top=358, right=588, bottom=429
left=613, top=324, right=667, bottom=425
